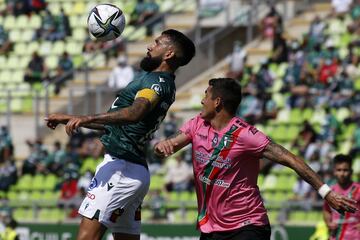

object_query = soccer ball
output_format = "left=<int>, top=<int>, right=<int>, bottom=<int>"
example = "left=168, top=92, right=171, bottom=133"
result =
left=87, top=4, right=126, bottom=41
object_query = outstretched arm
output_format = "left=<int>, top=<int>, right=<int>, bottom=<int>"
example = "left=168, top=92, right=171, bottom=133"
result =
left=45, top=97, right=152, bottom=135
left=262, top=141, right=358, bottom=214
left=45, top=113, right=105, bottom=131
left=154, top=131, right=191, bottom=157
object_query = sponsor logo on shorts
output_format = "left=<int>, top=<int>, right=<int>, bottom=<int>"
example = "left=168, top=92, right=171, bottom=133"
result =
left=107, top=182, right=114, bottom=191
left=84, top=203, right=89, bottom=210
left=110, top=208, right=124, bottom=223
left=88, top=178, right=98, bottom=191
left=86, top=192, right=96, bottom=200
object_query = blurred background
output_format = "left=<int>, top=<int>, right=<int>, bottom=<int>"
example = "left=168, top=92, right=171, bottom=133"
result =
left=0, top=0, right=359, bottom=239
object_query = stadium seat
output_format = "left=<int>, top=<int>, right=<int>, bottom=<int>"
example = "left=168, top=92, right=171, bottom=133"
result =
left=289, top=108, right=303, bottom=124
left=3, top=15, right=16, bottom=30
left=28, top=15, right=41, bottom=29
left=262, top=175, right=277, bottom=191
left=149, top=174, right=164, bottom=191
left=27, top=42, right=40, bottom=55
left=31, top=175, right=45, bottom=191
left=46, top=55, right=59, bottom=70
left=13, top=174, right=32, bottom=191
left=43, top=174, right=58, bottom=191
left=16, top=15, right=29, bottom=29
left=13, top=208, right=33, bottom=221
left=9, top=30, right=21, bottom=42
left=52, top=41, right=66, bottom=56
left=39, top=41, right=53, bottom=56
left=186, top=210, right=198, bottom=223
left=289, top=211, right=307, bottom=222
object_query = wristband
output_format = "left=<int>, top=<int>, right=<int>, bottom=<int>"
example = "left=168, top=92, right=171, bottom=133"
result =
left=318, top=184, right=332, bottom=199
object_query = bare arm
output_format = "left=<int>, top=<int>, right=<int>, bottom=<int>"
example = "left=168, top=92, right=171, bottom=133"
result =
left=262, top=141, right=358, bottom=213
left=45, top=97, right=151, bottom=135
left=64, top=98, right=151, bottom=135
left=154, top=131, right=191, bottom=157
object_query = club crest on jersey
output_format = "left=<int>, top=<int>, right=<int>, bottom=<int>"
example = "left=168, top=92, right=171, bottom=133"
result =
left=151, top=84, right=162, bottom=95
left=88, top=178, right=98, bottom=190
left=223, top=135, right=233, bottom=148
left=212, top=133, right=218, bottom=147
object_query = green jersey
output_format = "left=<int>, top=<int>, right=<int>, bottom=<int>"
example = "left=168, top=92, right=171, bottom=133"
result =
left=100, top=71, right=176, bottom=167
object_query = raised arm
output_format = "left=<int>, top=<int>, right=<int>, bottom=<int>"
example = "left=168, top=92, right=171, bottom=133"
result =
left=262, top=141, right=358, bottom=214
left=154, top=131, right=191, bottom=157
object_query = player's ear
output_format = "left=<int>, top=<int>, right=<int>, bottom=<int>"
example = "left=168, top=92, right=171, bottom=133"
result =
left=164, top=49, right=175, bottom=61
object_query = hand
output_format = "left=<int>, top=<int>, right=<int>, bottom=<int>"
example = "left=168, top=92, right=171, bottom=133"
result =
left=325, top=191, right=358, bottom=214
left=65, top=116, right=92, bottom=136
left=44, top=113, right=72, bottom=130
left=154, top=139, right=178, bottom=157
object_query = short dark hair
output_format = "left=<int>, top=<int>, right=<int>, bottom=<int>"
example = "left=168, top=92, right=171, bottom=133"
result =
left=162, top=29, right=196, bottom=66
left=333, top=154, right=352, bottom=167
left=208, top=78, right=242, bottom=115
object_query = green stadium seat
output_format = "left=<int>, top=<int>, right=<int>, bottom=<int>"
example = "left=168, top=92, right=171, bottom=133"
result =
left=3, top=15, right=16, bottom=30
left=27, top=42, right=40, bottom=55
left=66, top=41, right=82, bottom=55
left=39, top=41, right=53, bottom=56
left=289, top=108, right=303, bottom=124
left=267, top=210, right=279, bottom=224
left=149, top=174, right=164, bottom=191
left=275, top=108, right=290, bottom=123
left=302, top=108, right=313, bottom=121
left=9, top=30, right=21, bottom=42
left=0, top=70, right=11, bottom=83
left=29, top=15, right=41, bottom=29
left=7, top=55, right=20, bottom=70
left=289, top=210, right=307, bottom=222
left=72, top=2, right=86, bottom=15
left=72, top=28, right=87, bottom=41
left=13, top=174, right=33, bottom=191
left=32, top=175, right=45, bottom=191
left=127, top=27, right=146, bottom=41
left=263, top=175, right=277, bottom=191
left=46, top=55, right=59, bottom=70
left=11, top=70, right=25, bottom=83
left=50, top=2, right=61, bottom=15
left=19, top=56, right=30, bottom=69
left=142, top=209, right=153, bottom=222
left=21, top=29, right=34, bottom=42
left=272, top=125, right=287, bottom=142
left=52, top=41, right=65, bottom=55
left=14, top=43, right=27, bottom=56
left=287, top=125, right=299, bottom=141
left=80, top=157, right=98, bottom=174
left=186, top=210, right=198, bottom=223
left=16, top=15, right=29, bottom=29
left=307, top=211, right=322, bottom=222
left=42, top=174, right=58, bottom=191
left=13, top=208, right=33, bottom=222
left=42, top=190, right=60, bottom=207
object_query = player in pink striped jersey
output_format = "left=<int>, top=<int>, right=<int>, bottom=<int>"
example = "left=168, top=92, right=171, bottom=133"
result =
left=155, top=78, right=358, bottom=240
left=323, top=154, right=360, bottom=240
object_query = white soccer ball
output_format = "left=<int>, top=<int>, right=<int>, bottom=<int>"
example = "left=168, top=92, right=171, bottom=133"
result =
left=87, top=4, right=126, bottom=41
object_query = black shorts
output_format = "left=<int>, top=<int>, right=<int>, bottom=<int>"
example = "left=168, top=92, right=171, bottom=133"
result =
left=200, top=224, right=271, bottom=240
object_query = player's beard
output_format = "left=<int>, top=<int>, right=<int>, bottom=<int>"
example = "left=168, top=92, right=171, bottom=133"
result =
left=140, top=56, right=162, bottom=72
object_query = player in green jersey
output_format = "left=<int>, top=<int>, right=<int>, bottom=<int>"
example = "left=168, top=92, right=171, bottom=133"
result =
left=45, top=29, right=195, bottom=240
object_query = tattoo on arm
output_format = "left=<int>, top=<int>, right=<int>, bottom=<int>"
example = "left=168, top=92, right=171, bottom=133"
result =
left=263, top=141, right=323, bottom=190
left=90, top=98, right=151, bottom=125
left=167, top=130, right=183, bottom=140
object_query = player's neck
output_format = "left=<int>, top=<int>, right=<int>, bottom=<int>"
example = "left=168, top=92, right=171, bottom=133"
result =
left=211, top=112, right=234, bottom=131
left=338, top=180, right=353, bottom=190
left=153, top=63, right=175, bottom=74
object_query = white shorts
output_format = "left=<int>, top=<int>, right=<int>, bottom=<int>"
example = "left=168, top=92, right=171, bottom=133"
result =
left=78, top=154, right=150, bottom=234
